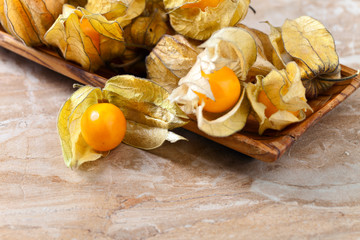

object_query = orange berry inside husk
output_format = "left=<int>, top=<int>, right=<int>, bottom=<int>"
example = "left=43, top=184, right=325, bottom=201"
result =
left=81, top=103, right=126, bottom=152
left=257, top=90, right=278, bottom=118
left=257, top=90, right=299, bottom=118
left=80, top=18, right=100, bottom=52
left=195, top=66, right=241, bottom=113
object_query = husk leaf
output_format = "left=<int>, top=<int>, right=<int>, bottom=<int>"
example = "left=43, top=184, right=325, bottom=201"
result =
left=0, top=1, right=10, bottom=33
left=236, top=24, right=277, bottom=79
left=112, top=0, right=145, bottom=27
left=301, top=65, right=341, bottom=99
left=2, top=0, right=66, bottom=46
left=282, top=16, right=339, bottom=81
left=124, top=10, right=168, bottom=48
left=85, top=0, right=126, bottom=15
left=282, top=16, right=341, bottom=98
left=262, top=62, right=311, bottom=112
left=143, top=0, right=167, bottom=20
left=57, top=85, right=107, bottom=169
left=196, top=87, right=250, bottom=137
left=146, top=34, right=199, bottom=92
left=246, top=62, right=311, bottom=135
left=103, top=75, right=188, bottom=149
left=266, top=16, right=341, bottom=98
left=86, top=0, right=146, bottom=27
left=164, top=0, right=250, bottom=40
left=266, top=22, right=292, bottom=70
left=198, top=27, right=257, bottom=80
left=169, top=27, right=257, bottom=113
left=44, top=5, right=125, bottom=72
left=4, top=0, right=41, bottom=46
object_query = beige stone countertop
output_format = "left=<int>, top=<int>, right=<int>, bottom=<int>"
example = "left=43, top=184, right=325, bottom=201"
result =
left=1, top=1, right=360, bottom=239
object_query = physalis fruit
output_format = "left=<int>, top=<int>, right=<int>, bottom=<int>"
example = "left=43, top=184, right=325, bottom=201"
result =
left=195, top=67, right=241, bottom=113
left=81, top=103, right=126, bottom=152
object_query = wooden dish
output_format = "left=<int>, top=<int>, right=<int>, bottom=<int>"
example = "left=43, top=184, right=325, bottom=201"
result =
left=0, top=29, right=359, bottom=162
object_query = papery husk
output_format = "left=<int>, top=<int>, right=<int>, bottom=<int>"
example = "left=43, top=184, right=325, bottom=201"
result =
left=85, top=0, right=124, bottom=14
left=44, top=5, right=125, bottom=72
left=103, top=75, right=188, bottom=149
left=266, top=22, right=292, bottom=70
left=1, top=0, right=66, bottom=46
left=146, top=34, right=199, bottom=92
left=164, top=0, right=250, bottom=40
left=124, top=10, right=168, bottom=48
left=57, top=85, right=107, bottom=169
left=58, top=76, right=188, bottom=168
left=236, top=23, right=277, bottom=80
left=196, top=87, right=250, bottom=137
left=86, top=0, right=145, bottom=27
left=198, top=27, right=257, bottom=80
left=282, top=16, right=339, bottom=80
left=143, top=0, right=167, bottom=20
left=266, top=16, right=342, bottom=99
left=169, top=27, right=256, bottom=137
left=246, top=62, right=311, bottom=135
left=282, top=16, right=341, bottom=98
left=0, top=1, right=10, bottom=33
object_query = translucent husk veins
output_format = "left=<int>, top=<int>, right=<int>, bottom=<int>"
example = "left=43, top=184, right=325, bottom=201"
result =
left=164, top=0, right=250, bottom=40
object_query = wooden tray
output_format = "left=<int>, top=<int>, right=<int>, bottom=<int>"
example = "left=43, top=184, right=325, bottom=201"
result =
left=0, top=29, right=359, bottom=162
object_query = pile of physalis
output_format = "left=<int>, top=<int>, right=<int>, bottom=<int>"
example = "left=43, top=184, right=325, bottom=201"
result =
left=1, top=0, right=358, bottom=168
left=156, top=15, right=359, bottom=138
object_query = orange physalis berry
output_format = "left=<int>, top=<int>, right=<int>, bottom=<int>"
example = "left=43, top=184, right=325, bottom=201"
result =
left=81, top=103, right=126, bottom=151
left=80, top=18, right=100, bottom=52
left=195, top=66, right=241, bottom=113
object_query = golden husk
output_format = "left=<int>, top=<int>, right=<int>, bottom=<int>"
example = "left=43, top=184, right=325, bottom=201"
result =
left=146, top=34, right=199, bottom=93
left=44, top=5, right=126, bottom=72
left=246, top=62, right=312, bottom=135
left=0, top=0, right=66, bottom=46
left=265, top=16, right=341, bottom=98
left=58, top=76, right=188, bottom=168
left=164, top=0, right=250, bottom=40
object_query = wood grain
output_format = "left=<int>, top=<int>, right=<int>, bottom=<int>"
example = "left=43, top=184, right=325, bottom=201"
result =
left=0, top=28, right=358, bottom=162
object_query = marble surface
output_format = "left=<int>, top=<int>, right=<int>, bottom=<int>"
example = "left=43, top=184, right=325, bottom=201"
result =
left=1, top=1, right=360, bottom=239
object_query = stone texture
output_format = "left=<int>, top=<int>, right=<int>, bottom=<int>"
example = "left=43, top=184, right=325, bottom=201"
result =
left=0, top=1, right=360, bottom=239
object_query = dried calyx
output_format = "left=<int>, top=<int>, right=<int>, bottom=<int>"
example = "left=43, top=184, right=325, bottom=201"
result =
left=266, top=16, right=358, bottom=99
left=58, top=75, right=188, bottom=168
left=164, top=0, right=250, bottom=40
left=0, top=0, right=68, bottom=46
